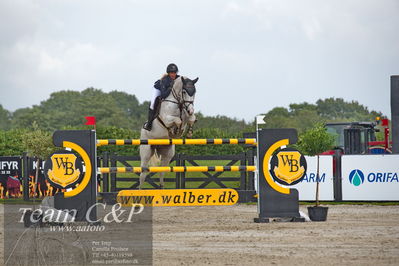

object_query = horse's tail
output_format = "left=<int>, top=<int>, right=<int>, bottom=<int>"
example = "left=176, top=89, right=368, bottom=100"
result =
left=149, top=150, right=161, bottom=167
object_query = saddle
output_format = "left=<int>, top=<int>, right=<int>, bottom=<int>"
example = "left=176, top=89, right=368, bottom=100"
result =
left=153, top=96, right=171, bottom=130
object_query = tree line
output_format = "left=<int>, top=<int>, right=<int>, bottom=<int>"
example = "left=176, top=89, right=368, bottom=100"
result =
left=0, top=88, right=386, bottom=156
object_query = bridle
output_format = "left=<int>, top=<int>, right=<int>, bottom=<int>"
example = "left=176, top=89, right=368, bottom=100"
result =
left=157, top=78, right=195, bottom=133
left=162, top=79, right=195, bottom=115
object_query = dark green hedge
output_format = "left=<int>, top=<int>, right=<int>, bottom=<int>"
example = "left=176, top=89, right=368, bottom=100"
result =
left=0, top=126, right=253, bottom=156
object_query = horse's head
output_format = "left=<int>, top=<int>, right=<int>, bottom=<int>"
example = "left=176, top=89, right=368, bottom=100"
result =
left=180, top=76, right=198, bottom=116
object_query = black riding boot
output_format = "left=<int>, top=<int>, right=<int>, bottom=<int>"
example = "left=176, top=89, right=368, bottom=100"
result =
left=143, top=108, right=156, bottom=131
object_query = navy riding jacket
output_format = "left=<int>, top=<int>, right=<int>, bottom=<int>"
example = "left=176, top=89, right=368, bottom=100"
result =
left=154, top=75, right=180, bottom=99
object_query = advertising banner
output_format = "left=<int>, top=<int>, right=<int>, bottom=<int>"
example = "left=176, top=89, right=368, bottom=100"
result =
left=342, top=154, right=399, bottom=200
left=290, top=156, right=334, bottom=201
left=0, top=156, right=22, bottom=177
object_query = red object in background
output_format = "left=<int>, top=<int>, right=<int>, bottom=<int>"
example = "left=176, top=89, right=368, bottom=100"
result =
left=320, top=150, right=336, bottom=155
left=381, top=119, right=389, bottom=126
left=7, top=176, right=21, bottom=197
left=85, top=116, right=96, bottom=125
left=368, top=118, right=390, bottom=151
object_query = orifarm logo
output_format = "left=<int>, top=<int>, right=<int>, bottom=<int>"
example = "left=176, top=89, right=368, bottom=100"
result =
left=349, top=169, right=399, bottom=186
left=349, top=169, right=365, bottom=186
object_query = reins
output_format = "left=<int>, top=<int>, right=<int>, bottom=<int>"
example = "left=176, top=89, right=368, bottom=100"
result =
left=156, top=77, right=194, bottom=134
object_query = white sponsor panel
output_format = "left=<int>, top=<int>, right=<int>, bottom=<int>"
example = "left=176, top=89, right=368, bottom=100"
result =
left=342, top=154, right=399, bottom=201
left=290, top=156, right=334, bottom=201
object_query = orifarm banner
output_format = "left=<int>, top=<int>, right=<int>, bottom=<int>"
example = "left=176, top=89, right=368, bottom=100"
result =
left=342, top=154, right=399, bottom=200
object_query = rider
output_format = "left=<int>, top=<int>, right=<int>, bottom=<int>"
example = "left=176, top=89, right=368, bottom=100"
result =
left=143, top=63, right=180, bottom=131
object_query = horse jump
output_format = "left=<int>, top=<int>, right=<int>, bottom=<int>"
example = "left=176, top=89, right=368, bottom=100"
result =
left=100, top=137, right=256, bottom=187
left=46, top=128, right=306, bottom=223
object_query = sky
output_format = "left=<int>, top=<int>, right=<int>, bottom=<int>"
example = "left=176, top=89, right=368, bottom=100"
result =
left=0, top=0, right=398, bottom=121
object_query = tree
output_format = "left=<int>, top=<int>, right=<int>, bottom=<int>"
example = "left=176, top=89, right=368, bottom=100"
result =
left=264, top=106, right=325, bottom=133
left=263, top=98, right=384, bottom=134
left=0, top=129, right=28, bottom=156
left=22, top=122, right=57, bottom=197
left=194, top=112, right=252, bottom=134
left=0, top=105, right=11, bottom=130
left=296, top=123, right=335, bottom=206
left=7, top=87, right=386, bottom=141
left=316, top=98, right=382, bottom=121
left=263, top=107, right=294, bottom=129
left=289, top=102, right=317, bottom=116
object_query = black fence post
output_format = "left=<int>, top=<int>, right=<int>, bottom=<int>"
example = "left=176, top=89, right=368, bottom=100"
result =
left=333, top=149, right=343, bottom=201
left=110, top=154, right=116, bottom=192
left=181, top=154, right=186, bottom=189
left=96, top=156, right=102, bottom=194
left=240, top=153, right=246, bottom=190
left=22, top=153, right=30, bottom=201
left=247, top=148, right=255, bottom=191
left=102, top=152, right=109, bottom=193
left=175, top=153, right=181, bottom=189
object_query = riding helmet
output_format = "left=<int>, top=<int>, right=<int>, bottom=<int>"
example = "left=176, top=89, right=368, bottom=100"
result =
left=166, top=63, right=178, bottom=73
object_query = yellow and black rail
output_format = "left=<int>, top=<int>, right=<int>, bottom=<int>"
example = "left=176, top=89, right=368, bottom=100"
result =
left=98, top=165, right=256, bottom=174
left=96, top=138, right=257, bottom=146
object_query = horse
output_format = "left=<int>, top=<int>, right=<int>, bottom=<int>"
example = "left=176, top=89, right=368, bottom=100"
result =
left=139, top=76, right=198, bottom=189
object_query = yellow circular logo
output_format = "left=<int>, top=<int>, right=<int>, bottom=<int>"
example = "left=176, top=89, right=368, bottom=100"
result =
left=44, top=150, right=83, bottom=189
left=269, top=147, right=307, bottom=186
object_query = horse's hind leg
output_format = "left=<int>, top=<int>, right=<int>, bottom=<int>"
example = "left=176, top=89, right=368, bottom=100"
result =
left=139, top=145, right=155, bottom=189
left=158, top=173, right=165, bottom=189
left=159, top=145, right=175, bottom=189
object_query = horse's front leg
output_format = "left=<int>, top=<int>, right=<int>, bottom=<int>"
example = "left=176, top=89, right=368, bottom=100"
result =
left=158, top=173, right=165, bottom=189
left=164, top=115, right=182, bottom=135
left=186, top=114, right=196, bottom=138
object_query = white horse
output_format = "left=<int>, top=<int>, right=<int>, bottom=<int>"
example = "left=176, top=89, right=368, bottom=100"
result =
left=139, top=76, right=198, bottom=189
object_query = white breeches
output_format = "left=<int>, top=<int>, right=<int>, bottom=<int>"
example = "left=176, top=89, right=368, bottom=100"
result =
left=150, top=88, right=161, bottom=110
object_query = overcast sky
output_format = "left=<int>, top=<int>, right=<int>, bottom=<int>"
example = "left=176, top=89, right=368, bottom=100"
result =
left=0, top=0, right=398, bottom=121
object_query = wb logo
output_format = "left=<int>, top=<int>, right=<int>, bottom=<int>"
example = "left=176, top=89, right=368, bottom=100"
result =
left=279, top=154, right=300, bottom=172
left=44, top=151, right=83, bottom=189
left=270, top=148, right=307, bottom=186
left=54, top=157, right=75, bottom=175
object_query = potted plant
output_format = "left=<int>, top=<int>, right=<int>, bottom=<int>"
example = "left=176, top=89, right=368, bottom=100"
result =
left=297, top=123, right=335, bottom=221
